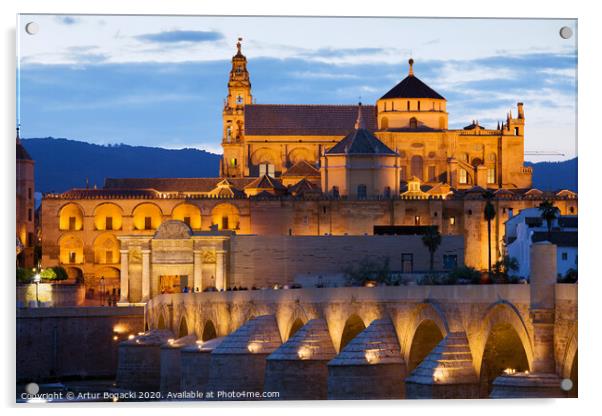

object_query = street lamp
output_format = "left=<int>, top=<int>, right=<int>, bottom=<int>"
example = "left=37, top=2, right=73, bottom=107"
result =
left=99, top=277, right=105, bottom=306
left=33, top=272, right=41, bottom=307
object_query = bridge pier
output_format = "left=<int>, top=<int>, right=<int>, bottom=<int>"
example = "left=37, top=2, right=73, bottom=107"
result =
left=405, top=332, right=479, bottom=399
left=180, top=337, right=225, bottom=394
left=264, top=319, right=336, bottom=400
left=327, top=319, right=405, bottom=400
left=116, top=329, right=174, bottom=391
left=490, top=241, right=563, bottom=398
left=159, top=335, right=197, bottom=396
left=205, top=315, right=282, bottom=399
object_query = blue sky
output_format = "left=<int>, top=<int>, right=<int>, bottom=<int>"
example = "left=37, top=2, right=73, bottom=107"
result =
left=17, top=15, right=577, bottom=160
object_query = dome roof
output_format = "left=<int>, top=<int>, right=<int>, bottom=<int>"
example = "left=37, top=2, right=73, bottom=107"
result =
left=380, top=59, right=445, bottom=100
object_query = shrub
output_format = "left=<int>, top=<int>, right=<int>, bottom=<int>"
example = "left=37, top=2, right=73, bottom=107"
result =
left=558, top=268, right=578, bottom=283
left=16, top=267, right=34, bottom=283
left=447, top=266, right=481, bottom=284
left=39, top=266, right=69, bottom=281
left=52, top=266, right=69, bottom=281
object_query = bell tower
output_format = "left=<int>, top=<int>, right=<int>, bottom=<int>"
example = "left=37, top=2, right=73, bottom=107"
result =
left=222, top=37, right=252, bottom=177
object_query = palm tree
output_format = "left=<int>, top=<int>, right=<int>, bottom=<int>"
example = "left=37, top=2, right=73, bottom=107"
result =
left=483, top=190, right=496, bottom=282
left=421, top=227, right=442, bottom=272
left=539, top=200, right=560, bottom=241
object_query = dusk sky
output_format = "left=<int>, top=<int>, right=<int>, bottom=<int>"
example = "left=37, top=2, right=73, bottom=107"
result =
left=17, top=15, right=577, bottom=161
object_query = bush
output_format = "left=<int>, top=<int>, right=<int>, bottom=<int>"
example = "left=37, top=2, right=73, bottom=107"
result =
left=417, top=273, right=458, bottom=285
left=447, top=266, right=482, bottom=284
left=39, top=266, right=68, bottom=281
left=342, top=256, right=391, bottom=286
left=16, top=267, right=34, bottom=283
left=558, top=268, right=577, bottom=283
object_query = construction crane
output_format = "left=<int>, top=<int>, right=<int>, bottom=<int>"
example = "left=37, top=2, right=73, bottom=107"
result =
left=524, top=150, right=565, bottom=156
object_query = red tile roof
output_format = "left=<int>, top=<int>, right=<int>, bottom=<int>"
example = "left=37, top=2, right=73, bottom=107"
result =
left=104, top=177, right=254, bottom=192
left=244, top=104, right=377, bottom=136
left=281, top=160, right=321, bottom=177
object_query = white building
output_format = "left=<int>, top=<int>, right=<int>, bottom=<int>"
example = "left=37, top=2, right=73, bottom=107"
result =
left=505, top=207, right=577, bottom=279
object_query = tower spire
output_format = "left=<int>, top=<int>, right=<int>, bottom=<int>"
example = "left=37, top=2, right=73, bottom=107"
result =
left=354, top=101, right=366, bottom=130
left=236, top=37, right=243, bottom=55
left=408, top=58, right=414, bottom=76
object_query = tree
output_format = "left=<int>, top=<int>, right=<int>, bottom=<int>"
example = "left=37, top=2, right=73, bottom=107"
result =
left=421, top=227, right=442, bottom=272
left=538, top=200, right=560, bottom=241
left=483, top=190, right=497, bottom=282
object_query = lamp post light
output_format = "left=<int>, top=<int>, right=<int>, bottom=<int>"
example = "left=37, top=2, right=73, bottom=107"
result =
left=33, top=273, right=41, bottom=307
left=99, top=277, right=105, bottom=306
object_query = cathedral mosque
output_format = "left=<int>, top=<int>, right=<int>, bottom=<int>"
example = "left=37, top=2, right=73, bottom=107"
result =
left=38, top=39, right=577, bottom=304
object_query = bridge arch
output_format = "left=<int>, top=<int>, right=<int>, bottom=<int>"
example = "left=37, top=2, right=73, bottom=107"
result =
left=561, top=327, right=578, bottom=397
left=476, top=301, right=533, bottom=397
left=178, top=315, right=189, bottom=338
left=201, top=320, right=218, bottom=341
left=402, top=302, right=449, bottom=365
left=339, top=314, right=367, bottom=352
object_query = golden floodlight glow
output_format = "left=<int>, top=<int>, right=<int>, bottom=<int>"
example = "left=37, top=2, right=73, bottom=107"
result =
left=247, top=342, right=261, bottom=353
left=113, top=324, right=127, bottom=334
left=168, top=338, right=175, bottom=345
left=364, top=349, right=379, bottom=364
left=112, top=336, right=118, bottom=341
left=433, top=369, right=445, bottom=382
left=297, top=346, right=311, bottom=360
left=128, top=334, right=135, bottom=340
left=503, top=368, right=516, bottom=375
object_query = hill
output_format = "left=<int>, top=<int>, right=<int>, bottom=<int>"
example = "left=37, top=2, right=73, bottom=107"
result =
left=22, top=137, right=221, bottom=193
left=525, top=158, right=578, bottom=192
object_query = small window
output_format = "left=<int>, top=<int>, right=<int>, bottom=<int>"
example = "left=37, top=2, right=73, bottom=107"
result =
left=443, top=255, right=458, bottom=270
left=28, top=188, right=32, bottom=200
left=236, top=95, right=243, bottom=105
left=357, top=184, right=367, bottom=199
left=459, top=169, right=468, bottom=184
left=401, top=253, right=413, bottom=273
left=183, top=216, right=191, bottom=227
left=69, top=251, right=77, bottom=264
left=414, top=216, right=421, bottom=225
left=230, top=158, right=237, bottom=167
left=407, top=101, right=410, bottom=111
left=569, top=207, right=575, bottom=214
left=222, top=216, right=229, bottom=230
left=418, top=101, right=421, bottom=111
left=384, top=186, right=391, bottom=198
left=449, top=216, right=456, bottom=225
left=410, top=117, right=418, bottom=129
left=226, top=126, right=232, bottom=141
left=144, top=216, right=152, bottom=230
left=561, top=252, right=568, bottom=261
left=28, top=208, right=32, bottom=222
left=105, top=216, right=113, bottom=230
left=428, top=166, right=436, bottom=182
left=27, top=232, right=33, bottom=246
left=514, top=127, right=519, bottom=136
left=487, top=167, right=496, bottom=184
left=106, top=250, right=113, bottom=264
left=69, top=216, right=76, bottom=231
left=332, top=186, right=339, bottom=198
left=468, top=209, right=473, bottom=216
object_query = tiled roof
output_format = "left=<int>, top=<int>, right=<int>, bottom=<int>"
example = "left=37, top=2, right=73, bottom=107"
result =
left=104, top=177, right=254, bottom=192
left=244, top=104, right=377, bottom=136
left=380, top=74, right=445, bottom=100
left=281, top=160, right=320, bottom=177
left=326, top=128, right=397, bottom=155
left=288, top=178, right=321, bottom=196
left=244, top=174, right=286, bottom=191
left=532, top=231, right=578, bottom=247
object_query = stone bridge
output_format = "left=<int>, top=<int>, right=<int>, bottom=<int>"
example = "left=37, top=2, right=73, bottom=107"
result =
left=122, top=242, right=577, bottom=399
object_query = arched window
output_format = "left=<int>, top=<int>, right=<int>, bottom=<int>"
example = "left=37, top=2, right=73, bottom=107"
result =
left=459, top=169, right=468, bottom=184
left=410, top=117, right=418, bottom=129
left=380, top=117, right=389, bottom=130
left=410, top=155, right=424, bottom=180
left=236, top=95, right=243, bottom=105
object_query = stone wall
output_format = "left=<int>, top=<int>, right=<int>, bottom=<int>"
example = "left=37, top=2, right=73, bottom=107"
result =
left=228, top=235, right=464, bottom=288
left=16, top=283, right=85, bottom=307
left=16, top=306, right=144, bottom=382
